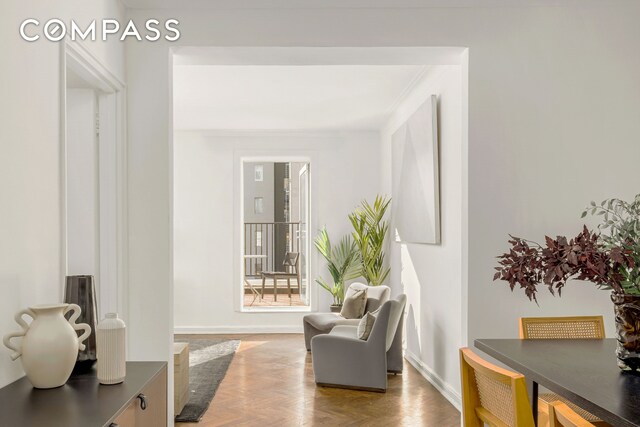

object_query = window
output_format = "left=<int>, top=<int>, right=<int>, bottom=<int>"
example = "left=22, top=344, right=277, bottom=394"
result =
left=254, top=197, right=264, bottom=214
left=242, top=160, right=310, bottom=310
left=254, top=165, right=263, bottom=181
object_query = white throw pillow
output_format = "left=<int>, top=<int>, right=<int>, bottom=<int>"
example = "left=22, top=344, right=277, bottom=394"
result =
left=357, top=311, right=377, bottom=340
left=340, top=288, right=367, bottom=319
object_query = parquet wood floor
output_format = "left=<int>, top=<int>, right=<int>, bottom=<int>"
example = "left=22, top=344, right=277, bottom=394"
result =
left=174, top=334, right=460, bottom=427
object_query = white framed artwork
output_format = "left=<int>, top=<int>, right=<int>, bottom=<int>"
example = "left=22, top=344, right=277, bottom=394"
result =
left=391, top=94, right=440, bottom=244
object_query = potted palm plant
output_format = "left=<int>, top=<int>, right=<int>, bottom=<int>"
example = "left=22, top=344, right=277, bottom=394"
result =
left=314, top=228, right=362, bottom=312
left=494, top=194, right=640, bottom=371
left=348, top=195, right=391, bottom=286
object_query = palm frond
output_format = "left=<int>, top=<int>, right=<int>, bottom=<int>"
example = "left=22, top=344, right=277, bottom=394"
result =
left=314, top=227, right=361, bottom=304
left=314, top=228, right=332, bottom=260
left=349, top=195, right=392, bottom=286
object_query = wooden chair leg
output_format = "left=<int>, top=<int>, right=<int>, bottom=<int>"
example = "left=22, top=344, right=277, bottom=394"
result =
left=273, top=277, right=278, bottom=302
left=261, top=276, right=266, bottom=300
left=250, top=287, right=258, bottom=307
left=287, top=278, right=292, bottom=299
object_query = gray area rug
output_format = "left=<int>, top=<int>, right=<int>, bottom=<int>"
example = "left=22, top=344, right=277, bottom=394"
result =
left=174, top=338, right=241, bottom=422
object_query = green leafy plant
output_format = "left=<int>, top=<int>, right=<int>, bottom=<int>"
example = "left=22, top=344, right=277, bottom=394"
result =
left=348, top=195, right=391, bottom=286
left=314, top=228, right=362, bottom=305
left=582, top=194, right=640, bottom=295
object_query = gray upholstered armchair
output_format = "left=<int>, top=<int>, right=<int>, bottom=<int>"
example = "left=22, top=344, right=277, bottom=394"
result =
left=303, top=282, right=405, bottom=373
left=310, top=294, right=407, bottom=392
left=303, top=283, right=390, bottom=349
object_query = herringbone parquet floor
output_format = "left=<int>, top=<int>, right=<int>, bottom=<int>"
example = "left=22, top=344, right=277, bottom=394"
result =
left=175, top=334, right=460, bottom=427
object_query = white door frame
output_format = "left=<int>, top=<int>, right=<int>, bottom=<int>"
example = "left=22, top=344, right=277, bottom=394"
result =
left=298, top=163, right=311, bottom=306
left=60, top=39, right=128, bottom=323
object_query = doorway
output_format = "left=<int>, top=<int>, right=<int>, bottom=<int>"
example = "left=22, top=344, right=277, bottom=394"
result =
left=242, top=161, right=310, bottom=309
left=62, top=40, right=127, bottom=320
left=170, top=47, right=469, bottom=339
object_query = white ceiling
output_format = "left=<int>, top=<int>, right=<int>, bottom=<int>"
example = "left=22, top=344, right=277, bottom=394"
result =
left=173, top=47, right=465, bottom=67
left=173, top=65, right=429, bottom=131
left=123, top=0, right=587, bottom=10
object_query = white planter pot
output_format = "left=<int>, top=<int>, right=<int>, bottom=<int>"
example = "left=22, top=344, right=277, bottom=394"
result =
left=2, top=303, right=91, bottom=389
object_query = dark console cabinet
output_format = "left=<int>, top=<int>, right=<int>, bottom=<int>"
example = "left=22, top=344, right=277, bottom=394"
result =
left=0, top=361, right=167, bottom=427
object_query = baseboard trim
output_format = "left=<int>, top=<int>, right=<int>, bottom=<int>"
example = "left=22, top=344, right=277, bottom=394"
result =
left=174, top=325, right=303, bottom=334
left=404, top=350, right=462, bottom=412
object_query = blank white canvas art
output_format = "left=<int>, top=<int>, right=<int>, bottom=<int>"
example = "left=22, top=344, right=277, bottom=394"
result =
left=392, top=94, right=440, bottom=244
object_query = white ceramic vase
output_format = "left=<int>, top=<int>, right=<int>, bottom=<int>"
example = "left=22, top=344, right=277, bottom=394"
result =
left=2, top=303, right=91, bottom=389
left=97, top=313, right=126, bottom=385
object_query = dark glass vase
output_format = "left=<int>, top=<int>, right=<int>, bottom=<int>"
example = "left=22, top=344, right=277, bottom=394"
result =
left=64, top=275, right=98, bottom=374
left=612, top=292, right=640, bottom=372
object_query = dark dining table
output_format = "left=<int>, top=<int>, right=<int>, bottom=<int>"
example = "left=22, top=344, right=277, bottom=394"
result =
left=475, top=338, right=640, bottom=427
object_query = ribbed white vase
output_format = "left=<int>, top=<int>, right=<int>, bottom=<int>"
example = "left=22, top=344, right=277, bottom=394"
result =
left=96, top=313, right=126, bottom=385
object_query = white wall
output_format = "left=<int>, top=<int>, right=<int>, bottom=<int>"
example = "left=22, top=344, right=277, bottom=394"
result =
left=0, top=0, right=125, bottom=388
left=126, top=3, right=640, bottom=417
left=173, top=131, right=381, bottom=332
left=381, top=65, right=463, bottom=407
left=463, top=6, right=640, bottom=346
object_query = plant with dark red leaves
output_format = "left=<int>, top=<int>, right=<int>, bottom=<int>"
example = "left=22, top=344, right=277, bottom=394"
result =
left=494, top=226, right=635, bottom=303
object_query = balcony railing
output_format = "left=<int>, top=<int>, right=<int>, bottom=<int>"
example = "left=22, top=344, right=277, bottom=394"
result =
left=244, top=222, right=300, bottom=277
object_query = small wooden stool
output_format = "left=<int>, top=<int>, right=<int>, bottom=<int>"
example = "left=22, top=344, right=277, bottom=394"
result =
left=173, top=342, right=189, bottom=415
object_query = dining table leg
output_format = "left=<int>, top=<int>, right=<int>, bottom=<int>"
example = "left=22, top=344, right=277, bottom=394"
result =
left=531, top=381, right=538, bottom=426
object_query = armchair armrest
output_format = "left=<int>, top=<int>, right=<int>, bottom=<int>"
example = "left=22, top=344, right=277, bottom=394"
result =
left=329, top=325, right=361, bottom=338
